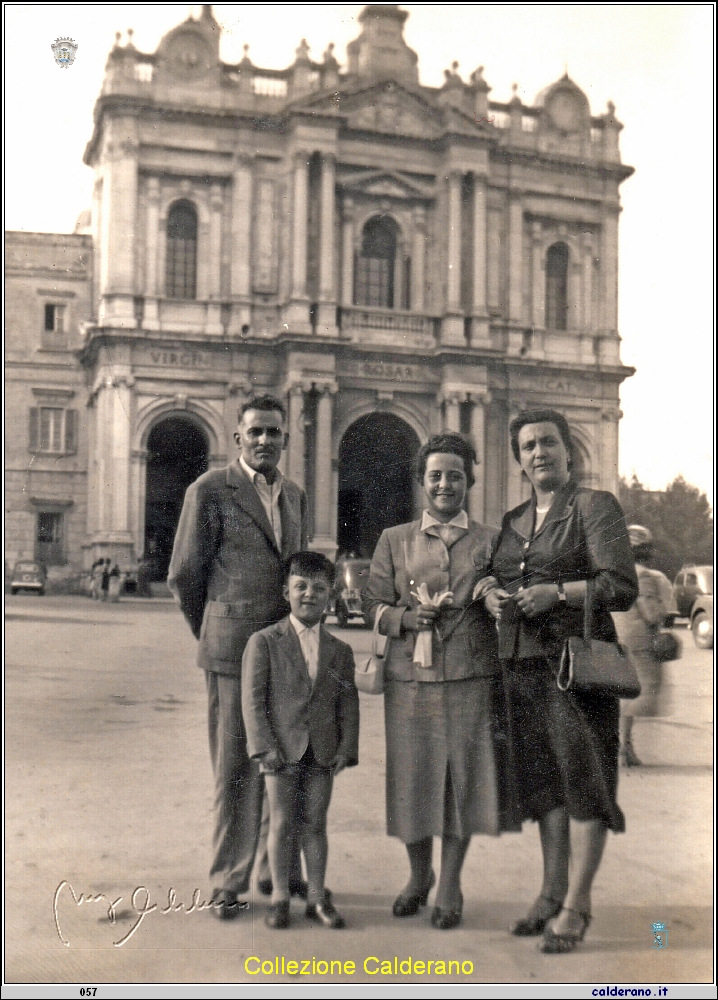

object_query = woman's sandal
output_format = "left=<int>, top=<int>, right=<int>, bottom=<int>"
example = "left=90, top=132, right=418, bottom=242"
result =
left=510, top=894, right=564, bottom=936
left=539, top=908, right=591, bottom=954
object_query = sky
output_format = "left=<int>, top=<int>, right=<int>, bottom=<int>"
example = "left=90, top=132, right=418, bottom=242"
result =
left=4, top=3, right=714, bottom=502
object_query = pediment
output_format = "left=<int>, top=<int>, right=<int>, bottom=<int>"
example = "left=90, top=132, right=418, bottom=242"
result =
left=294, top=81, right=443, bottom=140
left=340, top=169, right=433, bottom=200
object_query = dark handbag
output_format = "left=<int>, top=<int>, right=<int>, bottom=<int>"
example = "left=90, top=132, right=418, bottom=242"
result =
left=354, top=604, right=389, bottom=695
left=650, top=629, right=682, bottom=663
left=557, top=581, right=641, bottom=699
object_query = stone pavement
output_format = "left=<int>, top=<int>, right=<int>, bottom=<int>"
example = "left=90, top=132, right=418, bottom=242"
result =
left=4, top=596, right=713, bottom=986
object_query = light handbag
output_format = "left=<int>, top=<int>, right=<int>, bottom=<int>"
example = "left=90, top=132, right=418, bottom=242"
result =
left=650, top=628, right=682, bottom=663
left=354, top=604, right=390, bottom=695
left=557, top=581, right=641, bottom=699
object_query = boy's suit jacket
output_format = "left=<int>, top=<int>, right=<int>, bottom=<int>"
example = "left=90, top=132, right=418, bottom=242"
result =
left=241, top=617, right=359, bottom=769
left=168, top=460, right=308, bottom=676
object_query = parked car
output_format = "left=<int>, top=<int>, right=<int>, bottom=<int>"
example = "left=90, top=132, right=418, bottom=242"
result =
left=332, top=557, right=371, bottom=628
left=673, top=565, right=713, bottom=618
left=10, top=560, right=46, bottom=595
left=689, top=593, right=713, bottom=650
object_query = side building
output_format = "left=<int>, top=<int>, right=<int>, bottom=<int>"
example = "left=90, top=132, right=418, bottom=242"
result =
left=5, top=4, right=634, bottom=584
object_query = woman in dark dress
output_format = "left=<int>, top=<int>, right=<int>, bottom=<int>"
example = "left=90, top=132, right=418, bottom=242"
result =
left=480, top=409, right=637, bottom=953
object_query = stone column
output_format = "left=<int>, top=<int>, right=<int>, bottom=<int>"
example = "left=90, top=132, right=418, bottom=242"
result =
left=98, top=117, right=138, bottom=328
left=582, top=232, right=593, bottom=331
left=441, top=391, right=461, bottom=432
left=311, top=385, right=337, bottom=558
left=411, top=207, right=426, bottom=313
left=91, top=369, right=135, bottom=563
left=468, top=393, right=489, bottom=523
left=143, top=177, right=161, bottom=330
left=441, top=171, right=464, bottom=345
left=206, top=183, right=224, bottom=335
left=508, top=191, right=524, bottom=325
left=286, top=384, right=306, bottom=489
left=284, top=153, right=311, bottom=332
left=470, top=173, right=490, bottom=345
left=531, top=222, right=544, bottom=327
left=602, top=209, right=619, bottom=333
left=316, top=153, right=338, bottom=336
left=601, top=407, right=621, bottom=495
left=341, top=198, right=355, bottom=309
left=229, top=155, right=253, bottom=334
left=506, top=406, right=528, bottom=511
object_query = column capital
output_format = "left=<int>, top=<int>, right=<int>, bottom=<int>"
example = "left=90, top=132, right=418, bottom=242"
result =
left=315, top=380, right=339, bottom=395
left=232, top=151, right=254, bottom=170
left=531, top=219, right=543, bottom=241
left=468, top=390, right=492, bottom=406
left=437, top=388, right=465, bottom=407
left=146, top=175, right=161, bottom=203
left=210, top=183, right=223, bottom=211
left=601, top=407, right=623, bottom=422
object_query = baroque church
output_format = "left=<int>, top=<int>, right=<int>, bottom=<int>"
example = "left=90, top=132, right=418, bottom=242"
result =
left=5, top=4, right=635, bottom=581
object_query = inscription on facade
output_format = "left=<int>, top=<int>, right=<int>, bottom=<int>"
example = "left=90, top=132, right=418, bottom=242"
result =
left=144, top=349, right=213, bottom=369
left=342, top=360, right=436, bottom=382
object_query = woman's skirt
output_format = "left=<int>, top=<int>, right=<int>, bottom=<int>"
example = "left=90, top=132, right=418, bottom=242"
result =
left=384, top=676, right=507, bottom=842
left=503, top=658, right=625, bottom=832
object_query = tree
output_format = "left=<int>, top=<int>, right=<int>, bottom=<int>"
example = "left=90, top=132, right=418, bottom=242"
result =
left=618, top=475, right=713, bottom=579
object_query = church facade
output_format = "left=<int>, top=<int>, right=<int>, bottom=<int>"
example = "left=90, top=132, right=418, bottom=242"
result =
left=5, top=4, right=635, bottom=580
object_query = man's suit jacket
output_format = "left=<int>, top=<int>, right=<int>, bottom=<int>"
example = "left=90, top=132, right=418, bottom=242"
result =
left=168, top=460, right=308, bottom=676
left=241, top=617, right=360, bottom=770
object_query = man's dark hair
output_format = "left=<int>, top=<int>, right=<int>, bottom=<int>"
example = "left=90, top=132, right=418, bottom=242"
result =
left=238, top=394, right=286, bottom=423
left=284, top=551, right=335, bottom=585
left=415, top=432, right=476, bottom=489
left=508, top=408, right=574, bottom=467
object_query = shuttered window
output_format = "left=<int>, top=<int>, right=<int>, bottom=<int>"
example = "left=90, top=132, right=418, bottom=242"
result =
left=545, top=242, right=569, bottom=330
left=166, top=201, right=198, bottom=299
left=29, top=408, right=78, bottom=454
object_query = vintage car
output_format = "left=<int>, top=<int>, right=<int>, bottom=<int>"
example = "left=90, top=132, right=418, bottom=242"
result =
left=10, top=560, right=46, bottom=595
left=689, top=593, right=713, bottom=650
left=332, top=556, right=371, bottom=628
left=673, top=565, right=713, bottom=618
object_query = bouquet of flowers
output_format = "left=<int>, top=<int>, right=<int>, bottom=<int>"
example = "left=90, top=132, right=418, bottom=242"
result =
left=409, top=582, right=454, bottom=668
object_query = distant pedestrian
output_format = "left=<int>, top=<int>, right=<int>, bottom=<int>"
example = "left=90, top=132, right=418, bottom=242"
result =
left=108, top=562, right=122, bottom=602
left=90, top=559, right=105, bottom=600
left=101, top=560, right=111, bottom=601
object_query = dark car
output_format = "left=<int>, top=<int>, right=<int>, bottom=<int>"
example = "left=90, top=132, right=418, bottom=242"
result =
left=333, top=557, right=371, bottom=628
left=673, top=565, right=713, bottom=618
left=690, top=593, right=713, bottom=650
left=10, top=560, right=46, bottom=595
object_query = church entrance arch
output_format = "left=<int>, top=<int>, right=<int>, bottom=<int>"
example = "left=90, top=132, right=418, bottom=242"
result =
left=337, top=412, right=420, bottom=559
left=144, top=415, right=209, bottom=580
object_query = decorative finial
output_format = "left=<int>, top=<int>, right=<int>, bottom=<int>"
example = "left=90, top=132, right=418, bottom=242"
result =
left=452, top=60, right=459, bottom=73
left=127, top=28, right=134, bottom=40
left=607, top=100, right=615, bottom=115
left=511, top=82, right=518, bottom=95
left=115, top=31, right=121, bottom=44
left=296, top=38, right=310, bottom=61
left=243, top=43, right=249, bottom=55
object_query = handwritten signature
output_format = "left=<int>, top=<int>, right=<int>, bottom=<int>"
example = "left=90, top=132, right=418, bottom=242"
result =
left=53, top=881, right=248, bottom=947
left=474, top=114, right=496, bottom=124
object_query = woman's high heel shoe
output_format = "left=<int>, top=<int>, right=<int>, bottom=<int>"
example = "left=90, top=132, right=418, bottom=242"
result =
left=392, top=870, right=436, bottom=917
left=539, top=908, right=591, bottom=954
left=510, top=894, right=564, bottom=936
left=430, top=893, right=463, bottom=930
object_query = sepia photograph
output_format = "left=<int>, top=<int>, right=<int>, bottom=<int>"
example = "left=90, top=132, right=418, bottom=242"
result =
left=4, top=4, right=713, bottom=994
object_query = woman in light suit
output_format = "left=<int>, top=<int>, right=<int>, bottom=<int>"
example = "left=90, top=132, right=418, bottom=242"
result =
left=364, top=433, right=509, bottom=929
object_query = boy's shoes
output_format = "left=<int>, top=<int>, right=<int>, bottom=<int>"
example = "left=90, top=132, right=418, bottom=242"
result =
left=265, top=900, right=291, bottom=929
left=210, top=889, right=245, bottom=921
left=306, top=894, right=345, bottom=929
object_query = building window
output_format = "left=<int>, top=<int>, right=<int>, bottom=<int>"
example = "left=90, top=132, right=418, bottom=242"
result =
left=36, top=511, right=64, bottom=565
left=166, top=200, right=198, bottom=299
left=29, top=407, right=78, bottom=455
left=355, top=216, right=398, bottom=308
left=43, top=304, right=66, bottom=347
left=545, top=242, right=569, bottom=330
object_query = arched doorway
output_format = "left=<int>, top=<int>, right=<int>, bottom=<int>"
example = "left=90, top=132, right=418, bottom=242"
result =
left=144, top=416, right=209, bottom=580
left=337, top=412, right=420, bottom=559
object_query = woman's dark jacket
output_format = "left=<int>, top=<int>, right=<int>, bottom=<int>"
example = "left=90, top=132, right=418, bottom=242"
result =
left=490, top=481, right=638, bottom=661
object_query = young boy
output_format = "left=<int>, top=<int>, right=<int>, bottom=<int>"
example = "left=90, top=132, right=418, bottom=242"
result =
left=242, top=551, right=359, bottom=929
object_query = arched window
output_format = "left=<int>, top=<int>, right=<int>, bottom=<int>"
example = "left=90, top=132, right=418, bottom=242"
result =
left=166, top=201, right=197, bottom=299
left=355, top=216, right=398, bottom=308
left=545, top=242, right=569, bottom=330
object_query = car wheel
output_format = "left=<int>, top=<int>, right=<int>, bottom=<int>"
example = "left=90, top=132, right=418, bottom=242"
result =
left=336, top=603, right=349, bottom=628
left=692, top=611, right=713, bottom=650
left=38, top=588, right=45, bottom=597
left=11, top=587, right=17, bottom=595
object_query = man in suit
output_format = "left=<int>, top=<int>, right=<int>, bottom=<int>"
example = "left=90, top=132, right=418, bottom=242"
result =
left=242, top=551, right=359, bottom=930
left=168, top=394, right=308, bottom=918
